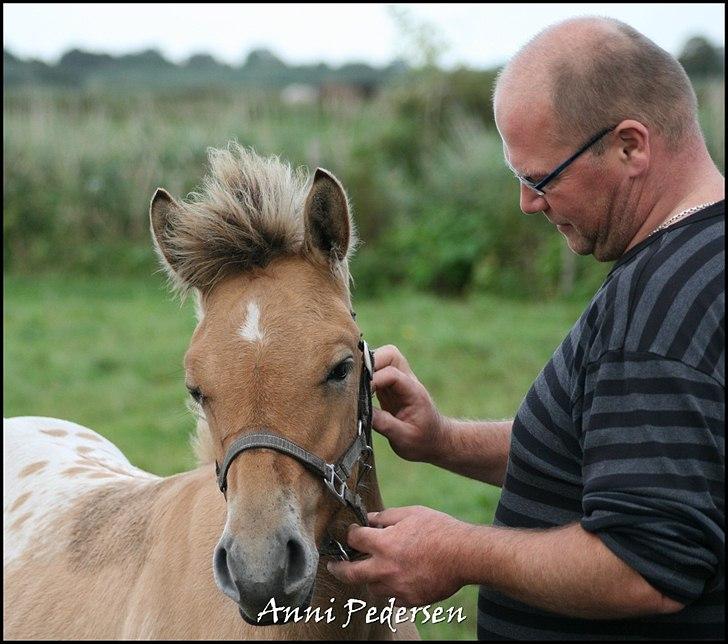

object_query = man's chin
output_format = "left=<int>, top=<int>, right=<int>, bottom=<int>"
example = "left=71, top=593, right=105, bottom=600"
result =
left=562, top=232, right=594, bottom=257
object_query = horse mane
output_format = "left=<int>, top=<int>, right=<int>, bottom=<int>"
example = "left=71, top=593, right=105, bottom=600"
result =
left=191, top=416, right=216, bottom=466
left=158, top=142, right=356, bottom=299
left=168, top=143, right=358, bottom=465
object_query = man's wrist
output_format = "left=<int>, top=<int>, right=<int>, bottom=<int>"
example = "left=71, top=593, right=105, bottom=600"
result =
left=455, top=523, right=493, bottom=587
left=427, top=413, right=456, bottom=467
left=436, top=521, right=501, bottom=592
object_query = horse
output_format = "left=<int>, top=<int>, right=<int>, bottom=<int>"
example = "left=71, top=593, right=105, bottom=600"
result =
left=3, top=144, right=420, bottom=640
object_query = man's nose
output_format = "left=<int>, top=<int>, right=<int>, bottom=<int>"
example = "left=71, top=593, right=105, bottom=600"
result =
left=519, top=183, right=547, bottom=215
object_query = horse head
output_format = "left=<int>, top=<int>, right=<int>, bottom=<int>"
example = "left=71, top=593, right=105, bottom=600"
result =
left=149, top=145, right=377, bottom=625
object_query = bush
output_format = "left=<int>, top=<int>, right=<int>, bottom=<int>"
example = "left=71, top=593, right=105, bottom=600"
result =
left=4, top=77, right=723, bottom=300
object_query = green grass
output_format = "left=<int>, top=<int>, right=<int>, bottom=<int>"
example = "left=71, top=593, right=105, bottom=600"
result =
left=3, top=273, right=588, bottom=639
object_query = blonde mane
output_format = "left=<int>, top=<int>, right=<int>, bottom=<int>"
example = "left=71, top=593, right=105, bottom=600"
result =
left=154, top=142, right=356, bottom=298
left=191, top=416, right=216, bottom=466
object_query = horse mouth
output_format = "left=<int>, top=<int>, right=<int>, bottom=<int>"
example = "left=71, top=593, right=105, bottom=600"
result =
left=239, top=605, right=268, bottom=626
left=237, top=583, right=316, bottom=626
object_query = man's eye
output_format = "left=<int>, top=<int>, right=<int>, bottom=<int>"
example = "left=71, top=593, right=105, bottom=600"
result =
left=326, top=358, right=353, bottom=382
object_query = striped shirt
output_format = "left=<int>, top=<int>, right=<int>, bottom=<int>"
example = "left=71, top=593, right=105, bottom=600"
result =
left=478, top=202, right=725, bottom=640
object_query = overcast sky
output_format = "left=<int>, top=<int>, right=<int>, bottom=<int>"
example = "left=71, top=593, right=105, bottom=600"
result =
left=4, top=3, right=725, bottom=69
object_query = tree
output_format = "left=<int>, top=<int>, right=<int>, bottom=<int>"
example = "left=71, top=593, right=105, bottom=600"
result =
left=678, top=36, right=724, bottom=79
left=243, top=48, right=286, bottom=69
left=387, top=5, right=449, bottom=70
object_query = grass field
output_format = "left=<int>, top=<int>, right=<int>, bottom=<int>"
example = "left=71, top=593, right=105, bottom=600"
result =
left=3, top=273, right=589, bottom=639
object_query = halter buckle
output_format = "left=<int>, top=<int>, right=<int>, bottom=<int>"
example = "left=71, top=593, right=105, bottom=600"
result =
left=323, top=463, right=348, bottom=504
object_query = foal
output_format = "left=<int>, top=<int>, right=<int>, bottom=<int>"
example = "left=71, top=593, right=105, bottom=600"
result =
left=3, top=146, right=419, bottom=640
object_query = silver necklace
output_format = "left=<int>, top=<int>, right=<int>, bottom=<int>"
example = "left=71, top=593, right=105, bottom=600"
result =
left=649, top=202, right=718, bottom=237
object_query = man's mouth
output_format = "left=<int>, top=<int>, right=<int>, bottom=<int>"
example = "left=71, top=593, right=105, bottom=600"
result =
left=544, top=214, right=571, bottom=229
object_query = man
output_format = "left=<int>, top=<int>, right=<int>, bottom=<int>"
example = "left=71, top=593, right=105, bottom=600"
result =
left=327, top=16, right=725, bottom=640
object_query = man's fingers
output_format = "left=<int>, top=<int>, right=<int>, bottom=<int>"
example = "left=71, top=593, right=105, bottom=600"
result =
left=326, top=556, right=377, bottom=585
left=372, top=407, right=409, bottom=439
left=372, top=365, right=419, bottom=400
left=367, top=506, right=418, bottom=528
left=373, top=345, right=414, bottom=377
left=346, top=524, right=382, bottom=552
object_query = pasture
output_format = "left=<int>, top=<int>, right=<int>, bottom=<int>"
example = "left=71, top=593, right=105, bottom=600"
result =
left=4, top=273, right=587, bottom=639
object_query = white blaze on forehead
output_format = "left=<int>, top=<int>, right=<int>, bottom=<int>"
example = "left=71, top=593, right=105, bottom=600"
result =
left=238, top=300, right=265, bottom=342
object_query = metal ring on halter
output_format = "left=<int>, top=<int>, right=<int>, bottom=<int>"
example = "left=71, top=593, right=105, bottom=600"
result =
left=323, top=463, right=348, bottom=504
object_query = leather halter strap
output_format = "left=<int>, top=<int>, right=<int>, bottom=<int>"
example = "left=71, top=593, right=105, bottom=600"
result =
left=215, top=337, right=375, bottom=558
left=216, top=427, right=371, bottom=525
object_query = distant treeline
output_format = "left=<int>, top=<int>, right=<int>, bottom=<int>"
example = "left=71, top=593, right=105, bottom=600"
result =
left=4, top=34, right=723, bottom=91
left=3, top=47, right=409, bottom=90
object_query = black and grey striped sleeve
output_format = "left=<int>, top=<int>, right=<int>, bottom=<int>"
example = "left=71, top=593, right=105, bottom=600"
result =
left=579, top=351, right=725, bottom=605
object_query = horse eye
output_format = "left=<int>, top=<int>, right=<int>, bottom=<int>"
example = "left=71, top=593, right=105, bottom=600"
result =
left=327, top=358, right=353, bottom=383
left=187, top=385, right=205, bottom=404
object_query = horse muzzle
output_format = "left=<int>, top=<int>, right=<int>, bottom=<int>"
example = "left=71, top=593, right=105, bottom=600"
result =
left=213, top=528, right=318, bottom=626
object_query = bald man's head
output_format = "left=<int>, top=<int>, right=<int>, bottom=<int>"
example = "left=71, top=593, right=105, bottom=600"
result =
left=494, top=17, right=700, bottom=151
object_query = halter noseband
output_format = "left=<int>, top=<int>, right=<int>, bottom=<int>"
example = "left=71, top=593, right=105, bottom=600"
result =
left=214, top=332, right=375, bottom=561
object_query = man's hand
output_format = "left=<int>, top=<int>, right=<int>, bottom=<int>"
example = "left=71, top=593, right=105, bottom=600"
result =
left=326, top=506, right=471, bottom=607
left=372, top=345, right=445, bottom=464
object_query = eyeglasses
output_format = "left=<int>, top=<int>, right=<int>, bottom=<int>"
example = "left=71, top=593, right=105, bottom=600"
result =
left=514, top=125, right=617, bottom=196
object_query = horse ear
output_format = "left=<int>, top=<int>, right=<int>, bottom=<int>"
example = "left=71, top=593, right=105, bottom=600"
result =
left=149, top=187, right=185, bottom=281
left=303, top=168, right=352, bottom=264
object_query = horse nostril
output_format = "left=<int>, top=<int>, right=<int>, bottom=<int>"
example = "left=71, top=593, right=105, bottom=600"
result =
left=284, top=538, right=307, bottom=591
left=213, top=543, right=239, bottom=602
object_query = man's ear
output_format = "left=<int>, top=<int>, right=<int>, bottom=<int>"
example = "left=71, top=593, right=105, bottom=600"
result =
left=302, top=168, right=352, bottom=264
left=614, top=119, right=650, bottom=178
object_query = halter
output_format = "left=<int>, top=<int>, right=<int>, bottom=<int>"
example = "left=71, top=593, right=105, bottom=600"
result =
left=215, top=325, right=375, bottom=562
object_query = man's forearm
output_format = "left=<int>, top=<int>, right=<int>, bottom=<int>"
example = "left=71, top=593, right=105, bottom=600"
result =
left=430, top=418, right=512, bottom=487
left=456, top=521, right=684, bottom=619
